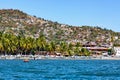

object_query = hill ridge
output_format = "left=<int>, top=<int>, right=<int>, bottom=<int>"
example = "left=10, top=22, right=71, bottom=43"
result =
left=0, top=9, right=120, bottom=46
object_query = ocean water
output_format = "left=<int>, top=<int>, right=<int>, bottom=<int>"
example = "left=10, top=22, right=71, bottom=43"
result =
left=0, top=60, right=120, bottom=80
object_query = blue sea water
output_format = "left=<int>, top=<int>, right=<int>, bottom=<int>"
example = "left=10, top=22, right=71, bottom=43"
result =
left=0, top=60, right=120, bottom=80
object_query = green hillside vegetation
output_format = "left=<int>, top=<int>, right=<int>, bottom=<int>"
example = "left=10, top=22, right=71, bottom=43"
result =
left=0, top=32, right=88, bottom=56
left=0, top=9, right=120, bottom=55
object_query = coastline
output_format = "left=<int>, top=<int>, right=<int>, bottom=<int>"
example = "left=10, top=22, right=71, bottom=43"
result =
left=0, top=55, right=120, bottom=60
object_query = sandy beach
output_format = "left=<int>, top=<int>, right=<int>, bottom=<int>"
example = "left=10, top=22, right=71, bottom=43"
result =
left=0, top=55, right=120, bottom=60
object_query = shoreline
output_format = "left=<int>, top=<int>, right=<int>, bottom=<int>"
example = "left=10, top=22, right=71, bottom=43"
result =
left=0, top=55, right=120, bottom=60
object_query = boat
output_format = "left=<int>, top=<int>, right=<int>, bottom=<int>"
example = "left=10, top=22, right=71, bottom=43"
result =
left=23, top=59, right=29, bottom=62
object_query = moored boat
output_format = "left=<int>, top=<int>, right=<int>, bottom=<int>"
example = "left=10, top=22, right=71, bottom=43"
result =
left=23, top=59, right=29, bottom=62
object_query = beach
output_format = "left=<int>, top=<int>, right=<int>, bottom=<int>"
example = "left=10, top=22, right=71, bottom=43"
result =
left=0, top=55, right=120, bottom=60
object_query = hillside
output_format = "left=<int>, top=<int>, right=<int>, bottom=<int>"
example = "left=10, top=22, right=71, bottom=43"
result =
left=0, top=9, right=120, bottom=46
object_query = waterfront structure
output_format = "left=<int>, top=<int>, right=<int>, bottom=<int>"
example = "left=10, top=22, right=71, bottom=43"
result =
left=114, top=47, right=120, bottom=56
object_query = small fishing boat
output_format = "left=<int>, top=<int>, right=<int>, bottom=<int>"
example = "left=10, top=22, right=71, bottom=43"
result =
left=23, top=59, right=29, bottom=62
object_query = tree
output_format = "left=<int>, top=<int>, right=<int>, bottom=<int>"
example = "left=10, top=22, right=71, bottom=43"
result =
left=74, top=47, right=80, bottom=56
left=60, top=41, right=68, bottom=55
left=108, top=48, right=112, bottom=55
left=36, top=34, right=46, bottom=51
left=76, top=42, right=81, bottom=47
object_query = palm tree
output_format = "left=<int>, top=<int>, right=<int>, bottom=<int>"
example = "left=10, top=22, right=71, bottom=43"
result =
left=76, top=42, right=81, bottom=47
left=50, top=41, right=56, bottom=52
left=81, top=48, right=85, bottom=56
left=36, top=35, right=46, bottom=51
left=67, top=49, right=74, bottom=56
left=60, top=41, right=68, bottom=56
left=74, top=47, right=80, bottom=56
left=68, top=43, right=74, bottom=50
left=55, top=45, right=61, bottom=53
left=1, top=34, right=10, bottom=55
left=46, top=43, right=53, bottom=55
left=0, top=40, right=4, bottom=55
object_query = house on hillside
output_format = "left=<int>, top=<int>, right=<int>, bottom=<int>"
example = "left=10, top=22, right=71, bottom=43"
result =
left=82, top=42, right=97, bottom=47
left=82, top=41, right=110, bottom=55
left=87, top=47, right=109, bottom=55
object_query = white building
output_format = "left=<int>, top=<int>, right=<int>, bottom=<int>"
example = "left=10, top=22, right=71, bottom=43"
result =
left=114, top=47, right=120, bottom=56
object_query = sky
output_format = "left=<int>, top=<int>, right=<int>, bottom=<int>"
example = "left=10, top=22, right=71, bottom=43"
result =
left=0, top=0, right=120, bottom=32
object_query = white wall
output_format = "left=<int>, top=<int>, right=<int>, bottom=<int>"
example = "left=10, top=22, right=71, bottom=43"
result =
left=114, top=47, right=120, bottom=56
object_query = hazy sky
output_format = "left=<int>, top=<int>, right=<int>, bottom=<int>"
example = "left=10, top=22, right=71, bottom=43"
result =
left=0, top=0, right=120, bottom=32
